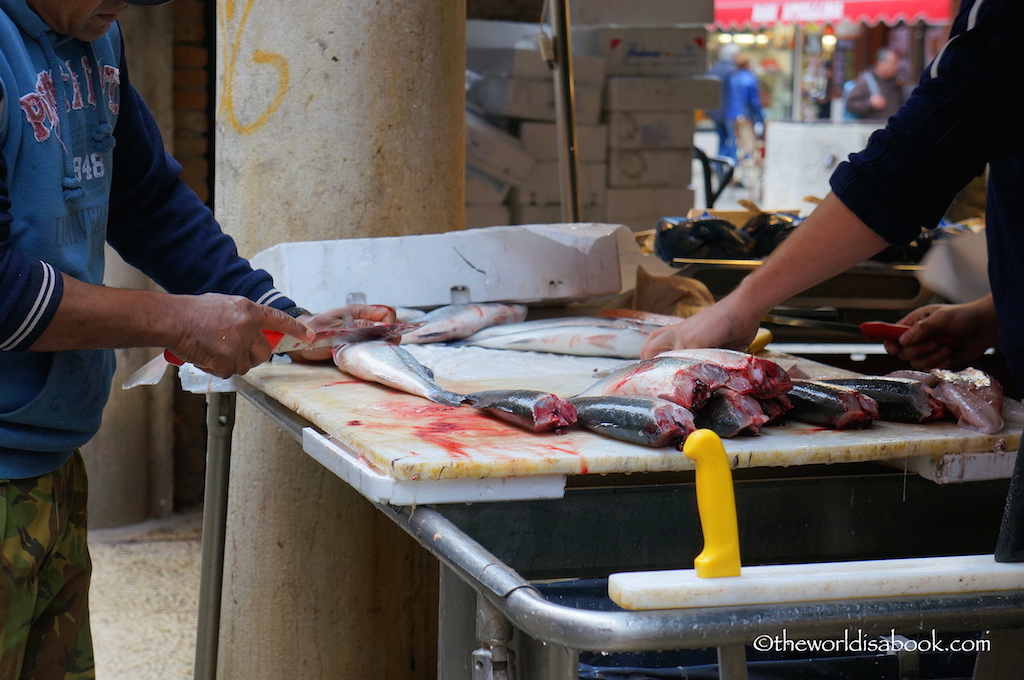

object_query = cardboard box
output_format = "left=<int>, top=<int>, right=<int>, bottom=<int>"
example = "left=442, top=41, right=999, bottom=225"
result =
left=607, top=111, right=696, bottom=150
left=465, top=204, right=512, bottom=229
left=467, top=47, right=606, bottom=86
left=578, top=25, right=708, bottom=77
left=519, top=122, right=608, bottom=163
left=518, top=161, right=608, bottom=207
left=466, top=165, right=511, bottom=206
left=250, top=224, right=623, bottom=309
left=468, top=77, right=603, bottom=125
left=608, top=149, right=693, bottom=187
left=570, top=0, right=714, bottom=26
left=606, top=186, right=696, bottom=232
left=465, top=110, right=534, bottom=186
left=605, top=76, right=720, bottom=112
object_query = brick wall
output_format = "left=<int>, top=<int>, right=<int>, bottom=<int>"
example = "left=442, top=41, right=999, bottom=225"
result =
left=171, top=0, right=214, bottom=509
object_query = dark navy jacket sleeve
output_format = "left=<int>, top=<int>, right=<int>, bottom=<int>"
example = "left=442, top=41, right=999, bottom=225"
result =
left=830, top=0, right=1019, bottom=246
left=105, top=58, right=297, bottom=311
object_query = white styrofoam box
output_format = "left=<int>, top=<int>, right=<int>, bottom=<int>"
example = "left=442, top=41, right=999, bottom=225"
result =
left=605, top=76, right=720, bottom=112
left=608, top=149, right=693, bottom=187
left=508, top=203, right=607, bottom=226
left=467, top=47, right=606, bottom=87
left=465, top=204, right=512, bottom=229
left=465, top=165, right=511, bottom=206
left=576, top=25, right=708, bottom=77
left=467, top=77, right=603, bottom=126
left=250, top=224, right=623, bottom=310
left=465, top=110, right=534, bottom=186
left=570, top=0, right=714, bottom=26
left=519, top=122, right=608, bottom=163
left=606, top=186, right=695, bottom=232
left=518, top=161, right=608, bottom=207
left=762, top=119, right=879, bottom=209
left=608, top=111, right=696, bottom=150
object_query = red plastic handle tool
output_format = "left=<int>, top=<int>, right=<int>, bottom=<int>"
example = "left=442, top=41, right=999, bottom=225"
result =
left=163, top=330, right=284, bottom=366
left=859, top=322, right=960, bottom=348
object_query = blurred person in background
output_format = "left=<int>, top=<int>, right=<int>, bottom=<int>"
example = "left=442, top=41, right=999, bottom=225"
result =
left=844, top=46, right=906, bottom=120
left=707, top=42, right=741, bottom=160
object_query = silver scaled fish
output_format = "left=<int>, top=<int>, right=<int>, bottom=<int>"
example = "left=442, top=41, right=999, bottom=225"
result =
left=332, top=341, right=467, bottom=406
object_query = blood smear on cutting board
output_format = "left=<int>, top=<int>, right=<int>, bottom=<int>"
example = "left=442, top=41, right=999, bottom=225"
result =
left=365, top=400, right=583, bottom=461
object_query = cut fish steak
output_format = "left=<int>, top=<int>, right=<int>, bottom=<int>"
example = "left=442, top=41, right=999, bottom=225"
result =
left=575, top=357, right=730, bottom=410
left=467, top=389, right=577, bottom=434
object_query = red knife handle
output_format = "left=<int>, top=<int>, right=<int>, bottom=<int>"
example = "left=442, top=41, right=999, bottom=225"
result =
left=163, top=330, right=285, bottom=367
left=860, top=322, right=960, bottom=348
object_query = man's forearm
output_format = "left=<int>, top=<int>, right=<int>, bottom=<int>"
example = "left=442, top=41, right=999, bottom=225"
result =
left=28, top=273, right=182, bottom=351
left=723, top=192, right=890, bottom=317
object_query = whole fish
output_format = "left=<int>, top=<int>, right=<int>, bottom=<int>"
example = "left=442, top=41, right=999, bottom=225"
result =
left=570, top=395, right=695, bottom=449
left=598, top=309, right=686, bottom=326
left=658, top=348, right=792, bottom=398
left=467, top=389, right=577, bottom=434
left=461, top=316, right=657, bottom=341
left=693, top=388, right=770, bottom=437
left=820, top=376, right=946, bottom=423
left=459, top=317, right=655, bottom=359
left=332, top=341, right=467, bottom=406
left=401, top=303, right=527, bottom=344
left=786, top=379, right=878, bottom=429
left=576, top=357, right=730, bottom=410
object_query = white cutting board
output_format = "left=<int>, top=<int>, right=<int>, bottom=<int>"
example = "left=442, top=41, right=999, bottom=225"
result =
left=241, top=347, right=1020, bottom=482
left=608, top=555, right=1024, bottom=610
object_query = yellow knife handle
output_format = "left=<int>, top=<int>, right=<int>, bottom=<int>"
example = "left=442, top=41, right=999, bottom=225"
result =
left=745, top=327, right=773, bottom=354
left=683, top=429, right=742, bottom=578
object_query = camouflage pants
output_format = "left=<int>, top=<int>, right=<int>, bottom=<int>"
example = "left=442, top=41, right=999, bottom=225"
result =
left=1, top=451, right=94, bottom=680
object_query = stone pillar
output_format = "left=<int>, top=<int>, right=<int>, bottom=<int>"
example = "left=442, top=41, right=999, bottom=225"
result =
left=215, top=2, right=464, bottom=678
left=85, top=6, right=175, bottom=528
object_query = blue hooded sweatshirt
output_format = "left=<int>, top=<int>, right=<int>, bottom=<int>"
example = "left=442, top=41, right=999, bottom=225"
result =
left=1, top=0, right=297, bottom=478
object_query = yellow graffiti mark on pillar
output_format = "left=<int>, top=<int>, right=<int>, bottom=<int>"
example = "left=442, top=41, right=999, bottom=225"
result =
left=218, top=0, right=290, bottom=136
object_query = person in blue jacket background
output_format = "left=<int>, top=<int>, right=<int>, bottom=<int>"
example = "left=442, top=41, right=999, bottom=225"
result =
left=723, top=51, right=764, bottom=161
left=0, top=1, right=393, bottom=675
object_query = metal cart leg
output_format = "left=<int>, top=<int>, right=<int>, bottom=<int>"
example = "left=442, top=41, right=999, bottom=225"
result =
left=717, top=644, right=750, bottom=680
left=438, top=566, right=480, bottom=680
left=514, top=631, right=578, bottom=680
left=971, top=629, right=1024, bottom=679
left=193, top=392, right=236, bottom=680
left=474, top=595, right=515, bottom=680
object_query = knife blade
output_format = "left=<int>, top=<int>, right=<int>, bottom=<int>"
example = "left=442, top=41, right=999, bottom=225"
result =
left=763, top=315, right=960, bottom=347
left=270, top=321, right=423, bottom=353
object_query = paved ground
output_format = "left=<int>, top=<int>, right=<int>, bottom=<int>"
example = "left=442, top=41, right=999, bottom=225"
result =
left=89, top=510, right=204, bottom=680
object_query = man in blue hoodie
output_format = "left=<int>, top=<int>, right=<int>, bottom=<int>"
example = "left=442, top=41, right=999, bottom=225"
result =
left=1, top=1, right=393, bottom=676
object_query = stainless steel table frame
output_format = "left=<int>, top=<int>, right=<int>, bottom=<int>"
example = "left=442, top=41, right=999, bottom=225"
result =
left=193, top=389, right=1024, bottom=680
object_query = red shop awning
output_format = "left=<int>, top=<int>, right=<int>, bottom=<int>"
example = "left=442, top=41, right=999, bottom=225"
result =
left=714, top=0, right=953, bottom=28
